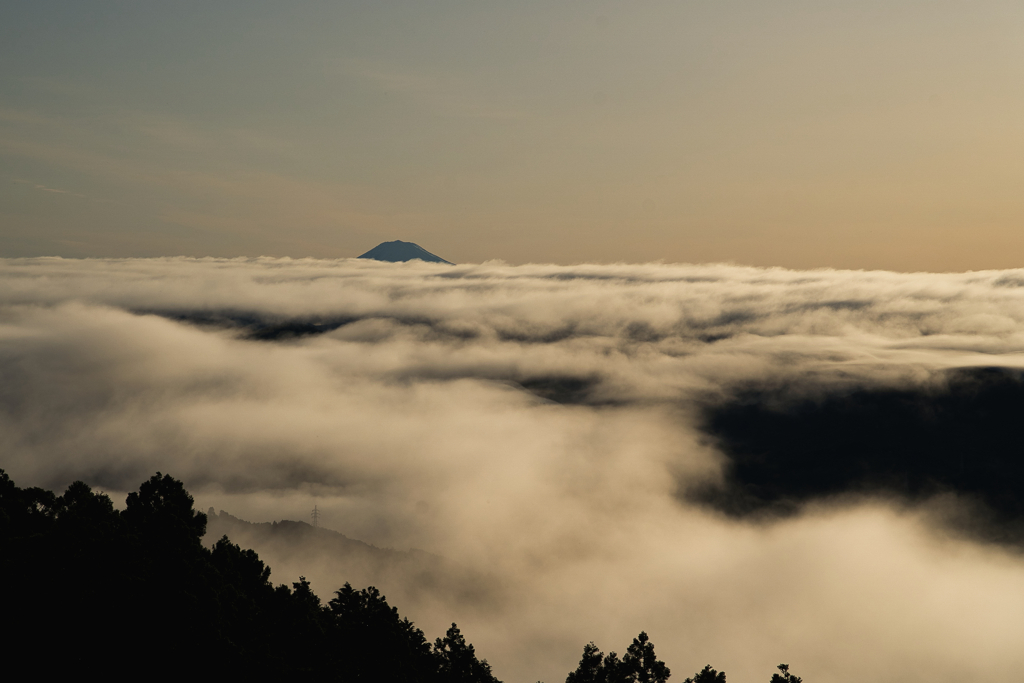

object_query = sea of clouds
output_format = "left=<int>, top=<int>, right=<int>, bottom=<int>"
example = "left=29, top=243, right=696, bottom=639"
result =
left=4, top=257, right=1024, bottom=682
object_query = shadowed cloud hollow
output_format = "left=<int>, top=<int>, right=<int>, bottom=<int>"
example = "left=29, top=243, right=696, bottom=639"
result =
left=696, top=367, right=1024, bottom=539
left=4, top=257, right=1024, bottom=682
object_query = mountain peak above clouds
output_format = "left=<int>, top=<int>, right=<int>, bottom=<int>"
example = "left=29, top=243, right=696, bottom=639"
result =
left=357, top=240, right=454, bottom=264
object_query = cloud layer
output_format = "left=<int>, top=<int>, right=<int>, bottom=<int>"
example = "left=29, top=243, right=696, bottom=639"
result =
left=4, top=257, right=1024, bottom=682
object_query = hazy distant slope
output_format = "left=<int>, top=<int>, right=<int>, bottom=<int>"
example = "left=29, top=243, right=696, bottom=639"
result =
left=204, top=510, right=497, bottom=614
left=357, top=240, right=454, bottom=264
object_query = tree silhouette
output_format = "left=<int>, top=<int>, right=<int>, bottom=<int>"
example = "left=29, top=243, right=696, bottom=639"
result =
left=565, top=633, right=669, bottom=683
left=123, top=470, right=207, bottom=542
left=622, top=632, right=670, bottom=683
left=683, top=665, right=725, bottom=683
left=1, top=468, right=790, bottom=683
left=770, top=664, right=802, bottom=683
left=435, top=623, right=502, bottom=683
left=566, top=643, right=606, bottom=683
left=328, top=582, right=441, bottom=681
left=1, top=469, right=503, bottom=681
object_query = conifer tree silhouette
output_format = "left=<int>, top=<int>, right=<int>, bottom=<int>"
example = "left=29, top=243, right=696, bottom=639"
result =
left=435, top=623, right=502, bottom=683
left=683, top=665, right=726, bottom=683
left=770, top=664, right=802, bottom=683
left=566, top=643, right=606, bottom=683
left=565, top=633, right=669, bottom=683
left=0, top=469, right=501, bottom=682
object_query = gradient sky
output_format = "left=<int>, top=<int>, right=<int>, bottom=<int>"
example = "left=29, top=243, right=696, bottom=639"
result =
left=2, top=1, right=1023, bottom=269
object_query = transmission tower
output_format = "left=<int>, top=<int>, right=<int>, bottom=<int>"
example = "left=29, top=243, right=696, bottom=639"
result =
left=310, top=504, right=321, bottom=529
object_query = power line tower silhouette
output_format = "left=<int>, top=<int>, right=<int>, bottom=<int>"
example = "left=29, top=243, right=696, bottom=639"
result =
left=310, top=504, right=321, bottom=529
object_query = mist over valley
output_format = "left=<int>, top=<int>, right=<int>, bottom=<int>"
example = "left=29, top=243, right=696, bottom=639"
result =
left=4, top=257, right=1024, bottom=681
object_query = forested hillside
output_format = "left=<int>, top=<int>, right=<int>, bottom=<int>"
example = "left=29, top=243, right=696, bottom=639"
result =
left=204, top=508, right=496, bottom=613
left=1, top=470, right=801, bottom=682
left=0, top=470, right=499, bottom=681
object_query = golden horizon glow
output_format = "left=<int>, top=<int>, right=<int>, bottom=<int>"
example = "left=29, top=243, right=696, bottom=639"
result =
left=2, top=2, right=1023, bottom=270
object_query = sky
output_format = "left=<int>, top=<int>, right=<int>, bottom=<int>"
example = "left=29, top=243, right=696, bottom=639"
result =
left=7, top=257, right=1024, bottom=681
left=3, top=1, right=1024, bottom=269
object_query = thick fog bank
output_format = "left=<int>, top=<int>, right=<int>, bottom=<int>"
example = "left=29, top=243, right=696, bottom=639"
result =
left=4, top=257, right=1024, bottom=682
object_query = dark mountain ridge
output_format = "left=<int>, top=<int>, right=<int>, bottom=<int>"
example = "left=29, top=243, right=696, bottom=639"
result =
left=358, top=240, right=454, bottom=264
left=204, top=509, right=499, bottom=611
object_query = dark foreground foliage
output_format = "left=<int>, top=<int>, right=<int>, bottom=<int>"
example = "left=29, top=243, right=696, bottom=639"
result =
left=683, top=665, right=726, bottom=683
left=0, top=469, right=499, bottom=682
left=565, top=632, right=670, bottom=683
left=769, top=664, right=802, bottom=683
left=1, top=469, right=804, bottom=682
left=563, top=639, right=801, bottom=683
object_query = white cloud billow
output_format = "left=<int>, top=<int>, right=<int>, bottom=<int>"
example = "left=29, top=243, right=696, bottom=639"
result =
left=3, top=257, right=1024, bottom=682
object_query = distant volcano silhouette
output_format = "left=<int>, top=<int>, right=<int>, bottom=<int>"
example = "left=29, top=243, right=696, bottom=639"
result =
left=357, top=240, right=453, bottom=264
